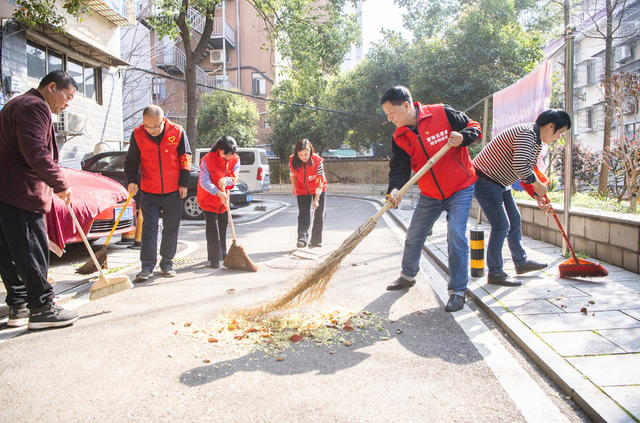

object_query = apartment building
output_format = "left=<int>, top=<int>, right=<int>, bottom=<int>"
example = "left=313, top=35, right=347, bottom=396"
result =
left=0, top=0, right=134, bottom=160
left=570, top=0, right=640, bottom=150
left=129, top=0, right=275, bottom=145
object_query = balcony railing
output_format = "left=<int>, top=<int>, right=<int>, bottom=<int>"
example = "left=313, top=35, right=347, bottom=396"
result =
left=87, top=0, right=134, bottom=25
left=156, top=46, right=186, bottom=75
left=187, top=8, right=236, bottom=48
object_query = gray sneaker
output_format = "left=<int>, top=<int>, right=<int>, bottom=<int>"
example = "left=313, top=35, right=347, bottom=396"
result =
left=135, top=268, right=153, bottom=282
left=160, top=266, right=176, bottom=277
left=7, top=303, right=28, bottom=327
left=28, top=303, right=78, bottom=330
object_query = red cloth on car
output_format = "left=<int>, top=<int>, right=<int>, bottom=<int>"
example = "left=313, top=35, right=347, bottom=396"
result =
left=46, top=168, right=129, bottom=255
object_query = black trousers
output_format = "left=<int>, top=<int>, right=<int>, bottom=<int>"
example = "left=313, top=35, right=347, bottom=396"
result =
left=204, top=211, right=228, bottom=262
left=296, top=191, right=326, bottom=245
left=140, top=191, right=183, bottom=270
left=0, top=200, right=54, bottom=308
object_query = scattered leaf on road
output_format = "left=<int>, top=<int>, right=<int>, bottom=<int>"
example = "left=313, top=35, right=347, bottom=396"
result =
left=289, top=334, right=303, bottom=342
left=580, top=307, right=588, bottom=314
left=208, top=338, right=219, bottom=343
left=226, top=289, right=236, bottom=294
left=343, top=340, right=353, bottom=346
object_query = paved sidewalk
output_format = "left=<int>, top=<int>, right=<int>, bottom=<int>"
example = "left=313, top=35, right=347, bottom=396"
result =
left=386, top=199, right=640, bottom=423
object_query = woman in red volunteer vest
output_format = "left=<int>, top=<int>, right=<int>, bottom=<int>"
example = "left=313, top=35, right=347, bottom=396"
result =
left=289, top=139, right=327, bottom=248
left=197, top=136, right=240, bottom=269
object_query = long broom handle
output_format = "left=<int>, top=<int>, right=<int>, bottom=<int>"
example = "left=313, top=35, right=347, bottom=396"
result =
left=66, top=202, right=107, bottom=280
left=545, top=195, right=580, bottom=264
left=103, top=191, right=135, bottom=247
left=226, top=200, right=237, bottom=242
left=371, top=143, right=453, bottom=222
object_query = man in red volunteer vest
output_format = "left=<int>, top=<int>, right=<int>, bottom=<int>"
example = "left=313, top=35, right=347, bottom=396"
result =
left=125, top=105, right=192, bottom=281
left=382, top=86, right=481, bottom=313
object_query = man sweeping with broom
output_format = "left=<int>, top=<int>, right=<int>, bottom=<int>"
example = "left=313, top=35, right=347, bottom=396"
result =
left=0, top=70, right=78, bottom=329
left=381, top=86, right=482, bottom=313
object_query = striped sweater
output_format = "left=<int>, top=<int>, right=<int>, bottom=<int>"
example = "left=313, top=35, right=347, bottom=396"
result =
left=472, top=123, right=542, bottom=187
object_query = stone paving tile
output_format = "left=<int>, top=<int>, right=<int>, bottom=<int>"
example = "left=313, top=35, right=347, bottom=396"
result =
left=487, top=298, right=565, bottom=314
left=547, top=295, right=640, bottom=313
left=572, top=282, right=639, bottom=296
left=482, top=284, right=587, bottom=302
left=519, top=311, right=640, bottom=332
left=539, top=331, right=626, bottom=356
left=622, top=309, right=640, bottom=321
left=567, top=353, right=640, bottom=386
left=601, top=386, right=640, bottom=419
left=597, top=328, right=640, bottom=353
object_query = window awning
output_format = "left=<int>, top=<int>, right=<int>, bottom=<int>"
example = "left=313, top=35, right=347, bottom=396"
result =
left=32, top=27, right=129, bottom=68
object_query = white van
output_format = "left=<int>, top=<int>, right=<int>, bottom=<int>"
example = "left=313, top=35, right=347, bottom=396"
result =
left=194, top=147, right=270, bottom=193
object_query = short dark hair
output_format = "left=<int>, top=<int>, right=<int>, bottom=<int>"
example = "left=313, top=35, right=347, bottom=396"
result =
left=38, top=70, right=77, bottom=90
left=142, top=105, right=164, bottom=117
left=212, top=135, right=237, bottom=155
left=291, top=138, right=315, bottom=169
left=380, top=86, right=412, bottom=106
left=535, top=109, right=571, bottom=132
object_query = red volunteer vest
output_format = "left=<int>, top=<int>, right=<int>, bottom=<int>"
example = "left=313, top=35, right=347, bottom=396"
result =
left=289, top=153, right=327, bottom=196
left=197, top=151, right=239, bottom=214
left=393, top=103, right=478, bottom=199
left=134, top=119, right=185, bottom=194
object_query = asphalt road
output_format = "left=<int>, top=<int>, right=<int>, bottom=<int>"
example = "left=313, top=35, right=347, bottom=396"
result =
left=0, top=195, right=588, bottom=422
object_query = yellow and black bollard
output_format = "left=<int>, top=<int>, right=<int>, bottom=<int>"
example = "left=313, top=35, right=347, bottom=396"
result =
left=470, top=229, right=485, bottom=277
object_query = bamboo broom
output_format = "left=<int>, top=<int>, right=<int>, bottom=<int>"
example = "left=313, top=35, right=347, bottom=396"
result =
left=240, top=143, right=453, bottom=319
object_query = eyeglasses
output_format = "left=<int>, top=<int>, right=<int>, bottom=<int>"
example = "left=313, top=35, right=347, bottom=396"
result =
left=144, top=123, right=164, bottom=131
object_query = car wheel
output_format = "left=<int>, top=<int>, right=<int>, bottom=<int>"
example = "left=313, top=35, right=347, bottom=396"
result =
left=183, top=193, right=204, bottom=220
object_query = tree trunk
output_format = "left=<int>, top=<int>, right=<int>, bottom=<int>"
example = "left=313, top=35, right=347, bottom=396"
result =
left=177, top=3, right=216, bottom=153
left=597, top=0, right=615, bottom=196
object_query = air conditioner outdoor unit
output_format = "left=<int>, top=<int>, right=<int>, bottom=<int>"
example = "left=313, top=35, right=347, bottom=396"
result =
left=55, top=111, right=86, bottom=135
left=615, top=45, right=632, bottom=62
left=210, top=49, right=224, bottom=64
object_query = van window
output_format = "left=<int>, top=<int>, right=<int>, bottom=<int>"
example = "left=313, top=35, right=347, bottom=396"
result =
left=238, top=151, right=255, bottom=165
left=260, top=151, right=268, bottom=164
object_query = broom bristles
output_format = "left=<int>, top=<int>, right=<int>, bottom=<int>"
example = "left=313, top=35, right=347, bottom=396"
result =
left=224, top=241, right=258, bottom=272
left=559, top=257, right=608, bottom=278
left=76, top=247, right=108, bottom=274
left=240, top=218, right=378, bottom=320
left=89, top=275, right=133, bottom=301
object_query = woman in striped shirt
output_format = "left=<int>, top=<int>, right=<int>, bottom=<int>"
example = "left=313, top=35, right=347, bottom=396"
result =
left=473, top=109, right=571, bottom=286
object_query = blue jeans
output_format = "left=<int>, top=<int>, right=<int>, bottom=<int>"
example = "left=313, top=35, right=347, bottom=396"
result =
left=401, top=185, right=475, bottom=296
left=140, top=191, right=183, bottom=270
left=474, top=177, right=527, bottom=274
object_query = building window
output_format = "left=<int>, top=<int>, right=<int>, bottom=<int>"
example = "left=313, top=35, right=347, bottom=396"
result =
left=152, top=77, right=166, bottom=101
left=26, top=42, right=47, bottom=80
left=586, top=60, right=596, bottom=85
left=67, top=59, right=84, bottom=95
left=252, top=72, right=266, bottom=96
left=586, top=107, right=594, bottom=131
left=48, top=51, right=64, bottom=73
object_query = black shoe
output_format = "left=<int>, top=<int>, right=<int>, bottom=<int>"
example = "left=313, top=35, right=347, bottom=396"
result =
left=309, top=242, right=322, bottom=248
left=487, top=272, right=521, bottom=286
left=296, top=241, right=307, bottom=248
left=135, top=268, right=153, bottom=282
left=28, top=303, right=78, bottom=330
left=160, top=266, right=176, bottom=277
left=209, top=260, right=220, bottom=269
left=386, top=277, right=416, bottom=291
left=7, top=303, right=28, bottom=327
left=515, top=260, right=547, bottom=275
left=445, top=294, right=465, bottom=312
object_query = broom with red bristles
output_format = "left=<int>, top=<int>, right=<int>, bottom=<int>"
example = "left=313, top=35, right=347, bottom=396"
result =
left=523, top=168, right=608, bottom=278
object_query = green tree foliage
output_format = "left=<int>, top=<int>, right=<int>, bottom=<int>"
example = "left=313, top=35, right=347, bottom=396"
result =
left=12, top=0, right=90, bottom=30
left=268, top=0, right=545, bottom=159
left=196, top=90, right=259, bottom=149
